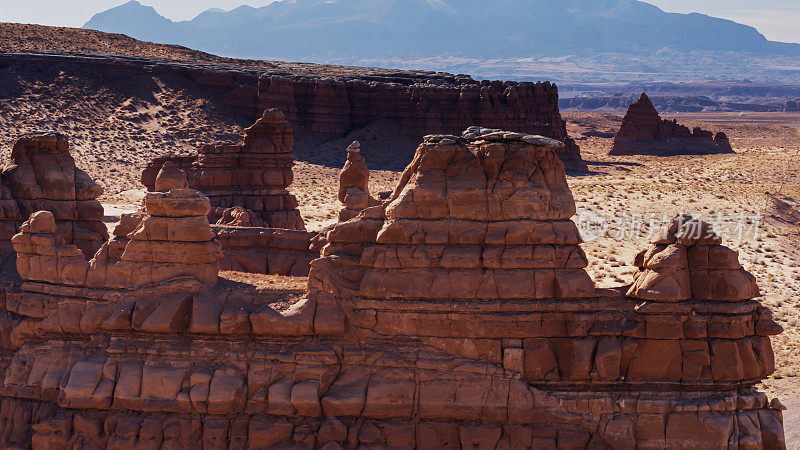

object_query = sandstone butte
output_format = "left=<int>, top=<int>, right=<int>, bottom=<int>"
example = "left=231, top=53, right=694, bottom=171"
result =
left=0, top=122, right=787, bottom=448
left=610, top=93, right=735, bottom=156
left=1, top=51, right=588, bottom=171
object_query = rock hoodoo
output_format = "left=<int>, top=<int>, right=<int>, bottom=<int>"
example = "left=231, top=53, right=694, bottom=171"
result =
left=12, top=168, right=222, bottom=290
left=142, top=109, right=305, bottom=231
left=0, top=131, right=108, bottom=258
left=610, top=93, right=735, bottom=156
left=0, top=128, right=785, bottom=448
left=337, top=141, right=379, bottom=221
left=319, top=127, right=595, bottom=302
left=628, top=216, right=760, bottom=302
left=143, top=109, right=317, bottom=276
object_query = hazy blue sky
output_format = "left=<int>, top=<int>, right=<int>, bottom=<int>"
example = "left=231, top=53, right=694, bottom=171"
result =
left=2, top=0, right=799, bottom=43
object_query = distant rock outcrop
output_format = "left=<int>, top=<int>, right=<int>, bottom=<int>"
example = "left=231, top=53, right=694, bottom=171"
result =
left=610, top=93, right=734, bottom=156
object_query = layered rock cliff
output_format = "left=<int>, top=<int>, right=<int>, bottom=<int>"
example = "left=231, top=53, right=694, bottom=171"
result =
left=0, top=52, right=586, bottom=170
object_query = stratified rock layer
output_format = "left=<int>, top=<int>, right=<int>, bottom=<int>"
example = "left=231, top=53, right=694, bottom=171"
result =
left=610, top=93, right=735, bottom=156
left=0, top=131, right=108, bottom=258
left=1, top=52, right=587, bottom=170
left=142, top=109, right=305, bottom=231
left=0, top=130, right=784, bottom=449
left=12, top=187, right=221, bottom=290
left=628, top=216, right=760, bottom=302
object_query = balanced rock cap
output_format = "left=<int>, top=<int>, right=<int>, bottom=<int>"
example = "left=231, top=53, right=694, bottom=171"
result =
left=460, top=127, right=565, bottom=147
left=154, top=162, right=189, bottom=192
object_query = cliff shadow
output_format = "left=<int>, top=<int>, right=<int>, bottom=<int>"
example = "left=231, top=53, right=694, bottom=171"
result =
left=293, top=119, right=432, bottom=172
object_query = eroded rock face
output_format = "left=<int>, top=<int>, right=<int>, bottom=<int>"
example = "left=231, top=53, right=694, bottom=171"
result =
left=13, top=168, right=221, bottom=290
left=610, top=93, right=735, bottom=156
left=628, top=216, right=760, bottom=301
left=142, top=109, right=305, bottom=231
left=0, top=131, right=108, bottom=257
left=318, top=129, right=594, bottom=301
left=338, top=141, right=379, bottom=221
left=0, top=129, right=784, bottom=449
left=141, top=110, right=320, bottom=277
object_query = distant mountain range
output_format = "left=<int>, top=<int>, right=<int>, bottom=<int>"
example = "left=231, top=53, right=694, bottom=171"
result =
left=83, top=0, right=800, bottom=83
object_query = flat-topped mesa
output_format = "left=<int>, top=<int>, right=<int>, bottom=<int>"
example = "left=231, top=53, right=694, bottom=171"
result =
left=142, top=109, right=305, bottom=231
left=13, top=167, right=221, bottom=290
left=314, top=127, right=595, bottom=303
left=0, top=131, right=108, bottom=257
left=629, top=215, right=760, bottom=302
left=338, top=141, right=380, bottom=222
left=610, top=93, right=734, bottom=156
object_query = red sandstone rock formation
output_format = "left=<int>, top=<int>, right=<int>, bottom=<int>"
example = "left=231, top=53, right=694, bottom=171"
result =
left=142, top=110, right=319, bottom=277
left=142, top=109, right=305, bottom=231
left=629, top=216, right=760, bottom=301
left=338, top=141, right=379, bottom=222
left=319, top=130, right=595, bottom=301
left=610, top=93, right=735, bottom=156
left=308, top=131, right=785, bottom=447
left=0, top=129, right=784, bottom=448
left=12, top=169, right=221, bottom=290
left=0, top=131, right=108, bottom=258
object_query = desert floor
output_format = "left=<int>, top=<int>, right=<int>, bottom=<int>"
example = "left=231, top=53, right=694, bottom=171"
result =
left=2, top=108, right=799, bottom=445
